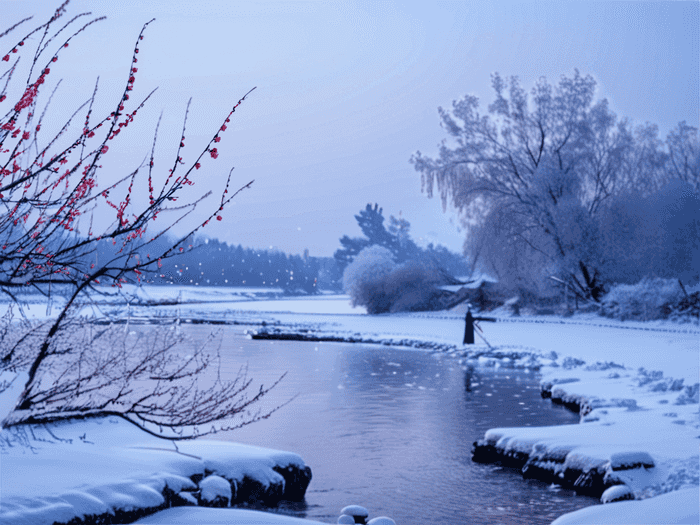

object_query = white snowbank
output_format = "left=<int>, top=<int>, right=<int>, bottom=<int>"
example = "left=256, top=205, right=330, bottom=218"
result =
left=216, top=295, right=366, bottom=315
left=483, top=398, right=698, bottom=493
left=0, top=417, right=308, bottom=525
left=135, top=507, right=328, bottom=524
left=550, top=487, right=699, bottom=524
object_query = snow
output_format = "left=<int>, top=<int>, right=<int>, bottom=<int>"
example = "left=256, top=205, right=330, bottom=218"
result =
left=200, top=475, right=232, bottom=504
left=341, top=504, right=369, bottom=517
left=367, top=518, right=397, bottom=525
left=134, top=507, right=329, bottom=524
left=175, top=439, right=300, bottom=489
left=550, top=487, right=699, bottom=524
left=218, top=296, right=367, bottom=315
left=600, top=484, right=634, bottom=503
left=482, top=400, right=698, bottom=493
left=609, top=451, right=655, bottom=470
left=2, top=286, right=698, bottom=524
left=0, top=371, right=27, bottom=421
left=0, top=417, right=309, bottom=525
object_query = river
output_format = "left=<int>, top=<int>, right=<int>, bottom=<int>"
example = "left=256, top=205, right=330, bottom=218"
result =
left=190, top=326, right=599, bottom=524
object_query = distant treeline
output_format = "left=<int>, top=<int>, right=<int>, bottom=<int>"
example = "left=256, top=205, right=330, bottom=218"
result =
left=65, top=203, right=468, bottom=294
left=80, top=204, right=469, bottom=294
left=88, top=234, right=338, bottom=293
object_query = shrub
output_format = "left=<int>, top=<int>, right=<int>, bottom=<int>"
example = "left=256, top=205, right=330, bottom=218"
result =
left=600, top=278, right=685, bottom=321
left=342, top=246, right=396, bottom=314
left=343, top=246, right=448, bottom=314
left=384, top=259, right=444, bottom=313
left=663, top=291, right=700, bottom=323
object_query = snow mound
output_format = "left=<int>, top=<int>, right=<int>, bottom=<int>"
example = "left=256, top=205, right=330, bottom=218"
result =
left=177, top=492, right=198, bottom=506
left=601, top=484, right=634, bottom=503
left=200, top=475, right=232, bottom=505
left=610, top=451, right=655, bottom=470
left=341, top=504, right=369, bottom=518
left=135, top=507, right=329, bottom=524
left=552, top=487, right=699, bottom=524
left=367, top=518, right=397, bottom=525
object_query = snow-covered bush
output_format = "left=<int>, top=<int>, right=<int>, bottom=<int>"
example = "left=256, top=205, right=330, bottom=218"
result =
left=343, top=246, right=397, bottom=314
left=343, top=247, right=446, bottom=314
left=665, top=291, right=700, bottom=322
left=600, top=278, right=685, bottom=321
left=383, top=259, right=444, bottom=313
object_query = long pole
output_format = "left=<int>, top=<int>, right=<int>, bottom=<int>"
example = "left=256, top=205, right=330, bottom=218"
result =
left=474, top=324, right=493, bottom=349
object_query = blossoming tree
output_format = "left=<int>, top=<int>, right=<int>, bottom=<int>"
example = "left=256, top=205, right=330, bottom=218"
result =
left=0, top=2, right=285, bottom=439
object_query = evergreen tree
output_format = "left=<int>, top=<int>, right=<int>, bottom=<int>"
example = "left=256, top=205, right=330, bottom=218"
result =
left=334, top=204, right=470, bottom=279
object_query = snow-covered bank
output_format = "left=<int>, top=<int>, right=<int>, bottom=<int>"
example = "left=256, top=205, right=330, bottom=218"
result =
left=234, top=297, right=698, bottom=524
left=550, top=487, right=699, bottom=524
left=0, top=417, right=312, bottom=525
left=135, top=507, right=328, bottom=524
left=3, top=288, right=698, bottom=524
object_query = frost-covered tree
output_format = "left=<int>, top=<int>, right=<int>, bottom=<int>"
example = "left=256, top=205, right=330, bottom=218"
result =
left=333, top=234, right=370, bottom=273
left=387, top=214, right=421, bottom=262
left=342, top=245, right=454, bottom=314
left=412, top=70, right=699, bottom=300
left=666, top=121, right=700, bottom=195
left=382, top=259, right=445, bottom=313
left=342, top=245, right=396, bottom=314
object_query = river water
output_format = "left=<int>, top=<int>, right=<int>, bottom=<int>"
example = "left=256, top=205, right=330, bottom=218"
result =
left=193, top=326, right=599, bottom=524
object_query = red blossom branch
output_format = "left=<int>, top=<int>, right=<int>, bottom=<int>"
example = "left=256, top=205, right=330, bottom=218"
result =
left=1, top=3, right=262, bottom=435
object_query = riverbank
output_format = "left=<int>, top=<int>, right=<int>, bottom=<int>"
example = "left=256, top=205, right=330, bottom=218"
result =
left=1, top=289, right=698, bottom=524
left=0, top=415, right=313, bottom=525
left=240, top=295, right=698, bottom=524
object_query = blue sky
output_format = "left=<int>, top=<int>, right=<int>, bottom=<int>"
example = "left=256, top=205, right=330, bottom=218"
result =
left=1, top=1, right=698, bottom=256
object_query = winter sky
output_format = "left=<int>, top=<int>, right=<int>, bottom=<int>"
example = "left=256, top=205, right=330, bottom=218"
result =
left=1, top=1, right=698, bottom=257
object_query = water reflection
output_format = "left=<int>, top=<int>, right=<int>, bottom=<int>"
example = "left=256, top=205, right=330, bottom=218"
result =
left=186, top=326, right=599, bottom=524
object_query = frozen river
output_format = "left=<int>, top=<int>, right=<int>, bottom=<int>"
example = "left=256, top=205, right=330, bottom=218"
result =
left=192, top=326, right=599, bottom=524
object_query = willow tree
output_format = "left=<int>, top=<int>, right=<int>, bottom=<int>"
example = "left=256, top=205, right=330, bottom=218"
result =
left=411, top=70, right=685, bottom=301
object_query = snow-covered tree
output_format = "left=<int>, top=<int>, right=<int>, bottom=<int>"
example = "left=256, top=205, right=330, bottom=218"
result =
left=342, top=245, right=455, bottom=314
left=412, top=70, right=699, bottom=300
left=382, top=259, right=445, bottom=313
left=342, top=245, right=396, bottom=314
left=666, top=121, right=700, bottom=195
left=334, top=204, right=399, bottom=270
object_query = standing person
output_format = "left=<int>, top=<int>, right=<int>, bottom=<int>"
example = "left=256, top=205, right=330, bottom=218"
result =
left=463, top=305, right=496, bottom=345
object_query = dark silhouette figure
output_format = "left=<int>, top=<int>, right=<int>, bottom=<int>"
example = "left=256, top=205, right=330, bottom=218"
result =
left=463, top=308, right=496, bottom=344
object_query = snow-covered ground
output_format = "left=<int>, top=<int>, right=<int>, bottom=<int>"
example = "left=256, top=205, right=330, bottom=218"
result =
left=134, top=507, right=328, bottom=524
left=1, top=286, right=698, bottom=524
left=0, top=416, right=311, bottom=525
